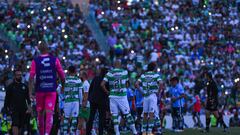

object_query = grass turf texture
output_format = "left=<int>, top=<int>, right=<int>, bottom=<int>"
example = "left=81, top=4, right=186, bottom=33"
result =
left=119, top=127, right=240, bottom=135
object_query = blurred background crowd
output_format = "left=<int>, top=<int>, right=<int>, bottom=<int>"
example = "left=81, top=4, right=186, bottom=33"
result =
left=0, top=0, right=239, bottom=130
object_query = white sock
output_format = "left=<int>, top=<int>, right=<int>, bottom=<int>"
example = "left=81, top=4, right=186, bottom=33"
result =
left=130, top=124, right=138, bottom=134
left=114, top=124, right=120, bottom=135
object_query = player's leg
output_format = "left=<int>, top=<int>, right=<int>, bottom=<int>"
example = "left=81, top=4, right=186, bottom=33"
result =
left=63, top=102, right=71, bottom=134
left=35, top=92, right=45, bottom=135
left=45, top=92, right=57, bottom=135
left=178, top=107, right=184, bottom=131
left=119, top=96, right=137, bottom=135
left=70, top=102, right=79, bottom=134
left=153, top=96, right=162, bottom=134
left=205, top=109, right=211, bottom=132
left=213, top=110, right=227, bottom=130
left=110, top=98, right=120, bottom=135
left=171, top=107, right=177, bottom=131
left=142, top=97, right=149, bottom=134
left=148, top=94, right=158, bottom=134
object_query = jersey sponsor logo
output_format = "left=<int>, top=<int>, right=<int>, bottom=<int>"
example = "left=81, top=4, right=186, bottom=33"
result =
left=40, top=82, right=54, bottom=88
left=41, top=58, right=50, bottom=67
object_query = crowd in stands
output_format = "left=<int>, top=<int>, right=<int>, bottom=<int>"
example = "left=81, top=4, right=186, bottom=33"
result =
left=90, top=0, right=240, bottom=111
left=0, top=0, right=107, bottom=86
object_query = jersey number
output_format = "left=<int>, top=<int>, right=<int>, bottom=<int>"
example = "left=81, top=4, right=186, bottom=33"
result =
left=114, top=80, right=122, bottom=92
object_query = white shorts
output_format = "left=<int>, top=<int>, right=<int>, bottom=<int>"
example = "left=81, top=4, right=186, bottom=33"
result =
left=110, top=96, right=130, bottom=115
left=143, top=94, right=158, bottom=114
left=63, top=101, right=79, bottom=118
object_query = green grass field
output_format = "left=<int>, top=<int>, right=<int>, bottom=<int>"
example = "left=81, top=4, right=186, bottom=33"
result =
left=120, top=127, right=240, bottom=135
left=163, top=127, right=240, bottom=135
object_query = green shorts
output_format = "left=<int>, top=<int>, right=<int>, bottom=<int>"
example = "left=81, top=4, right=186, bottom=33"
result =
left=79, top=107, right=90, bottom=119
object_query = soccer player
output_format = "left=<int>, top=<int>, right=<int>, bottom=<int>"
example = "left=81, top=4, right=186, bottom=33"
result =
left=169, top=76, right=185, bottom=132
left=63, top=66, right=82, bottom=134
left=203, top=72, right=227, bottom=132
left=78, top=71, right=90, bottom=134
left=101, top=60, right=138, bottom=135
left=135, top=62, right=162, bottom=135
left=28, top=43, right=65, bottom=135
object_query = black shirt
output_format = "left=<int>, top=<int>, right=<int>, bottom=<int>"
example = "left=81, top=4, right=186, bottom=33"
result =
left=206, top=79, right=218, bottom=104
left=4, top=81, right=30, bottom=112
left=88, top=76, right=108, bottom=106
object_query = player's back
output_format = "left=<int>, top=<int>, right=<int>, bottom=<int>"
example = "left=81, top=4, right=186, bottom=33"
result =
left=106, top=68, right=128, bottom=97
left=34, top=55, right=57, bottom=92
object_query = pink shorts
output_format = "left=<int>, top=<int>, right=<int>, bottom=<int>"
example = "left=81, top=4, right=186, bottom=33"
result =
left=36, top=92, right=57, bottom=112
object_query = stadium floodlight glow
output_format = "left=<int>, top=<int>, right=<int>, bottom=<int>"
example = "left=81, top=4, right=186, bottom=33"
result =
left=5, top=55, right=9, bottom=59
left=117, top=7, right=121, bottom=10
left=157, top=68, right=160, bottom=72
left=47, top=7, right=51, bottom=11
left=11, top=67, right=14, bottom=71
left=175, top=26, right=179, bottom=30
left=2, top=87, right=5, bottom=91
left=225, top=91, right=228, bottom=95
left=171, top=27, right=174, bottom=31
left=5, top=50, right=8, bottom=53
left=154, top=0, right=159, bottom=5
left=127, top=2, right=131, bottom=6
left=62, top=29, right=65, bottom=33
left=27, top=25, right=31, bottom=29
left=201, top=60, right=204, bottom=63
left=27, top=65, right=30, bottom=69
left=30, top=10, right=34, bottom=14
left=64, top=70, right=67, bottom=73
left=63, top=56, right=66, bottom=60
left=43, top=26, right=47, bottom=30
left=64, top=35, right=68, bottom=39
left=17, top=24, right=20, bottom=28
left=38, top=41, right=42, bottom=44
left=131, top=50, right=134, bottom=54
left=101, top=11, right=104, bottom=15
left=117, top=0, right=120, bottom=4
left=77, top=73, right=80, bottom=76
left=43, top=8, right=46, bottom=12
left=95, top=58, right=100, bottom=62
left=210, top=62, right=213, bottom=65
left=221, top=85, right=224, bottom=88
left=208, top=12, right=212, bottom=16
left=203, top=5, right=206, bottom=8
left=235, top=78, right=240, bottom=83
left=58, top=16, right=61, bottom=20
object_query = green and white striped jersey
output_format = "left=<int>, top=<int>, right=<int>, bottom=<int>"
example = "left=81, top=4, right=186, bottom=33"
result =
left=64, top=76, right=83, bottom=102
left=138, top=71, right=161, bottom=96
left=103, top=68, right=128, bottom=97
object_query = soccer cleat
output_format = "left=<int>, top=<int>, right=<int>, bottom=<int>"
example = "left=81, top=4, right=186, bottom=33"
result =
left=201, top=129, right=209, bottom=133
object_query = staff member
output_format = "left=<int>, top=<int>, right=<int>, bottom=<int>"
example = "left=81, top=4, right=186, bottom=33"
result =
left=3, top=69, right=31, bottom=135
left=203, top=72, right=227, bottom=132
left=86, top=68, right=109, bottom=135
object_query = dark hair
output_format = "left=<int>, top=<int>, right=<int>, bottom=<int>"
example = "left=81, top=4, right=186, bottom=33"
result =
left=68, top=66, right=76, bottom=74
left=14, top=68, right=22, bottom=74
left=100, top=67, right=108, bottom=77
left=204, top=72, right=212, bottom=79
left=38, top=42, right=48, bottom=53
left=147, top=62, right=156, bottom=71
left=170, top=76, right=179, bottom=82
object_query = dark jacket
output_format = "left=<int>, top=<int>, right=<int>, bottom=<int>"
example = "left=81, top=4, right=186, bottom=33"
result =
left=4, top=81, right=30, bottom=112
left=206, top=79, right=218, bottom=104
left=88, top=76, right=109, bottom=106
